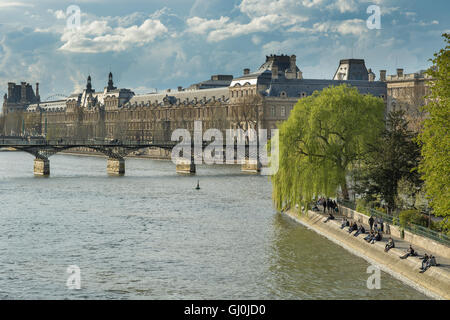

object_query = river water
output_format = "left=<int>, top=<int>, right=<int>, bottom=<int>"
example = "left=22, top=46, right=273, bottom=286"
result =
left=0, top=152, right=428, bottom=299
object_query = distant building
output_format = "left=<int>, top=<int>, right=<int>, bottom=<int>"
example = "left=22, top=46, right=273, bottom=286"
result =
left=187, top=75, right=233, bottom=90
left=3, top=82, right=40, bottom=114
left=2, top=54, right=387, bottom=145
left=382, top=68, right=433, bottom=130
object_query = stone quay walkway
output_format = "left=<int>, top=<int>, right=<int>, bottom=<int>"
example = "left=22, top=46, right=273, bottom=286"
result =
left=318, top=206, right=450, bottom=272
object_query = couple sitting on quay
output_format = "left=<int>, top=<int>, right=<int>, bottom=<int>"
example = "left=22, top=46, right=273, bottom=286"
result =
left=341, top=219, right=370, bottom=239
left=364, top=230, right=382, bottom=244
left=340, top=217, right=382, bottom=243
left=400, top=245, right=439, bottom=273
left=420, top=253, right=439, bottom=273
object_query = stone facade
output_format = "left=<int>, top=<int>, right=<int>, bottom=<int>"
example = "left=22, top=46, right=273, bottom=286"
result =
left=382, top=68, right=433, bottom=131
left=2, top=55, right=387, bottom=143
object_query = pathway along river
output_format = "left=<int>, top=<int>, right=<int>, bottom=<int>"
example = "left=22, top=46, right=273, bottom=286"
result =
left=0, top=152, right=428, bottom=299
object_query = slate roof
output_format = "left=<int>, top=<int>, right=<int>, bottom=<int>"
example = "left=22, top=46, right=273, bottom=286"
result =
left=265, top=79, right=386, bottom=98
left=128, top=87, right=229, bottom=107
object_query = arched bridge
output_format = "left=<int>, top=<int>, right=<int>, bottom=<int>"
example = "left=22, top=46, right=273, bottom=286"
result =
left=0, top=137, right=262, bottom=176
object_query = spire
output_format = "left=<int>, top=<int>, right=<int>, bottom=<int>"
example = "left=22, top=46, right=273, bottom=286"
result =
left=107, top=72, right=116, bottom=91
left=86, top=75, right=93, bottom=93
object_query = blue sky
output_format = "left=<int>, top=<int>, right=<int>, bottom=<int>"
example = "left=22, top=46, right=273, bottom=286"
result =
left=0, top=0, right=448, bottom=101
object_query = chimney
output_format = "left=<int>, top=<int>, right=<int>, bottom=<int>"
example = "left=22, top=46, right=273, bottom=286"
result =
left=7, top=82, right=14, bottom=101
left=36, top=83, right=40, bottom=101
left=243, top=68, right=250, bottom=75
left=20, top=82, right=27, bottom=102
left=290, top=55, right=297, bottom=72
left=368, top=69, right=375, bottom=82
left=271, top=65, right=278, bottom=80
left=396, top=68, right=404, bottom=78
left=379, top=70, right=386, bottom=82
left=297, top=70, right=303, bottom=80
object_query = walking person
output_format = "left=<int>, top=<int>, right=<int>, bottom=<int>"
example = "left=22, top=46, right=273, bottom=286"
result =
left=378, top=216, right=384, bottom=232
left=369, top=215, right=374, bottom=232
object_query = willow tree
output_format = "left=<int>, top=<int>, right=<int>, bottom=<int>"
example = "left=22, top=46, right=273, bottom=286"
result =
left=417, top=33, right=450, bottom=231
left=272, top=84, right=385, bottom=211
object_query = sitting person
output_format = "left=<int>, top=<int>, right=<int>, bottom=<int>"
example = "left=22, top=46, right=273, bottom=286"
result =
left=312, top=204, right=319, bottom=212
left=324, top=212, right=335, bottom=223
left=400, top=245, right=417, bottom=259
left=370, top=231, right=382, bottom=244
left=348, top=222, right=357, bottom=233
left=420, top=254, right=429, bottom=271
left=364, top=230, right=374, bottom=242
left=420, top=254, right=439, bottom=273
left=340, top=218, right=349, bottom=229
left=384, top=237, right=395, bottom=252
left=354, top=224, right=366, bottom=237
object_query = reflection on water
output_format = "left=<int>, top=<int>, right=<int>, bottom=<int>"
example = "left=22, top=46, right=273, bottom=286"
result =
left=0, top=152, right=428, bottom=299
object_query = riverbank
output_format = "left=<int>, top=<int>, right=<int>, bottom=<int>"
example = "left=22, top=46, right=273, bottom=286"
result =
left=284, top=209, right=450, bottom=300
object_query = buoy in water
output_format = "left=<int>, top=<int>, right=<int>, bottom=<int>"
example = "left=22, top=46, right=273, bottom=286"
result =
left=195, top=180, right=200, bottom=190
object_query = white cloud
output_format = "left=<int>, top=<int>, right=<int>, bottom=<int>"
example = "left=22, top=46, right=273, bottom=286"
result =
left=301, top=0, right=324, bottom=8
left=186, top=16, right=230, bottom=35
left=59, top=18, right=168, bottom=53
left=327, top=0, right=358, bottom=13
left=0, top=1, right=32, bottom=8
left=48, top=9, right=67, bottom=20
left=187, top=0, right=309, bottom=42
left=289, top=19, right=367, bottom=36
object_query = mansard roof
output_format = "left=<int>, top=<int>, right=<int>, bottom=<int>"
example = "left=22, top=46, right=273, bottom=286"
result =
left=265, top=79, right=387, bottom=98
left=257, top=54, right=299, bottom=74
left=128, top=87, right=229, bottom=107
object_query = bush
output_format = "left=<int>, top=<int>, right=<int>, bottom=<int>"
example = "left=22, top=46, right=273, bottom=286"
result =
left=399, top=210, right=429, bottom=228
left=375, top=206, right=387, bottom=213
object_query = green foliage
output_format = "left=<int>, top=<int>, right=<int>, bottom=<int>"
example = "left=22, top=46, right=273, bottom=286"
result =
left=355, top=199, right=370, bottom=216
left=354, top=110, right=422, bottom=212
left=399, top=209, right=429, bottom=228
left=417, top=33, right=450, bottom=232
left=271, top=84, right=385, bottom=211
left=375, top=206, right=387, bottom=214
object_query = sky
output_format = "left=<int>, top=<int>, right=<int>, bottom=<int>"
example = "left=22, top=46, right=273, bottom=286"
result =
left=0, top=0, right=448, bottom=101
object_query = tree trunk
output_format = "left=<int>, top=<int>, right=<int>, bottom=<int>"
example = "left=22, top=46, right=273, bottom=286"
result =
left=341, top=182, right=350, bottom=200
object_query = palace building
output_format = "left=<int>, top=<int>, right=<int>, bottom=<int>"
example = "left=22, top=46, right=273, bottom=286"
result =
left=2, top=55, right=387, bottom=146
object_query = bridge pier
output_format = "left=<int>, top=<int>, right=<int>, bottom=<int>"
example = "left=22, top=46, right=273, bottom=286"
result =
left=107, top=157, right=125, bottom=176
left=175, top=158, right=196, bottom=174
left=241, top=158, right=261, bottom=174
left=34, top=158, right=50, bottom=176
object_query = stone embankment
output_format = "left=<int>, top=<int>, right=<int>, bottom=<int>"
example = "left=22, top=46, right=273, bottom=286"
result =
left=284, top=209, right=450, bottom=300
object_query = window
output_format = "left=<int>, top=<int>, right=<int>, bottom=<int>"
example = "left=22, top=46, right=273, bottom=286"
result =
left=281, top=106, right=286, bottom=117
left=271, top=106, right=276, bottom=117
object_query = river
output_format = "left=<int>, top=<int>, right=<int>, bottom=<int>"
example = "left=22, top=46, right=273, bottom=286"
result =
left=0, top=152, right=428, bottom=299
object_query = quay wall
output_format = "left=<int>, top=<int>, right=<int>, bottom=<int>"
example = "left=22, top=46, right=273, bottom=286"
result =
left=284, top=209, right=450, bottom=300
left=338, top=205, right=450, bottom=259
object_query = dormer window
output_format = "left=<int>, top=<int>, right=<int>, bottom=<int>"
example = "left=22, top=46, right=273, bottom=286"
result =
left=280, top=91, right=287, bottom=98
